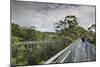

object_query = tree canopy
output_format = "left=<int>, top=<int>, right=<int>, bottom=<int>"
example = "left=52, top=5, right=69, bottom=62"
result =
left=11, top=15, right=96, bottom=66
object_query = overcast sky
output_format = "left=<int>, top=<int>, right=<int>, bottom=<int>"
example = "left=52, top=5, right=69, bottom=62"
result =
left=11, top=1, right=95, bottom=32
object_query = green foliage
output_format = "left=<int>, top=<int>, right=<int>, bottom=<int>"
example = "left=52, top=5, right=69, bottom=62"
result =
left=86, top=31, right=96, bottom=45
left=55, top=15, right=95, bottom=46
left=11, top=23, right=66, bottom=65
left=11, top=23, right=54, bottom=41
left=11, top=41, right=66, bottom=65
left=55, top=15, right=86, bottom=44
left=11, top=15, right=96, bottom=65
left=12, top=23, right=23, bottom=38
left=11, top=36, right=22, bottom=44
left=87, top=24, right=96, bottom=45
left=11, top=23, right=37, bottom=41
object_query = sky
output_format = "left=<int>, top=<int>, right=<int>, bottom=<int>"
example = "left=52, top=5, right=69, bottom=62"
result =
left=11, top=0, right=96, bottom=32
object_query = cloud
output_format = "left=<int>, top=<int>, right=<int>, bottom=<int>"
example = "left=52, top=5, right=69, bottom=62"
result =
left=11, top=1, right=95, bottom=32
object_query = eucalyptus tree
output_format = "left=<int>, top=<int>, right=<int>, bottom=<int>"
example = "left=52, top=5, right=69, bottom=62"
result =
left=64, top=15, right=78, bottom=27
left=86, top=24, right=96, bottom=44
left=54, top=15, right=80, bottom=44
left=54, top=15, right=87, bottom=44
left=88, top=24, right=96, bottom=32
left=54, top=15, right=78, bottom=30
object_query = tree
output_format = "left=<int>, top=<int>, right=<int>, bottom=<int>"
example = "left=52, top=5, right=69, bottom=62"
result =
left=65, top=15, right=78, bottom=27
left=54, top=15, right=78, bottom=30
left=11, top=23, right=38, bottom=41
left=86, top=24, right=96, bottom=45
left=21, top=26, right=36, bottom=41
left=88, top=24, right=96, bottom=32
left=54, top=15, right=86, bottom=44
left=12, top=23, right=23, bottom=38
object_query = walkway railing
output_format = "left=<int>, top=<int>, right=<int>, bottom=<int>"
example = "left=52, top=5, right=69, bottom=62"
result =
left=44, top=39, right=96, bottom=64
left=11, top=39, right=96, bottom=65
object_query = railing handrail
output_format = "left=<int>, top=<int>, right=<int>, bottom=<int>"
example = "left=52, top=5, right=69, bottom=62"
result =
left=44, top=43, right=73, bottom=64
left=44, top=39, right=96, bottom=64
left=88, top=42, right=96, bottom=49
